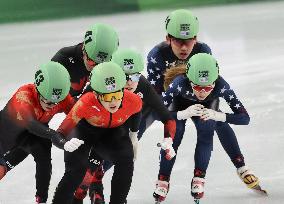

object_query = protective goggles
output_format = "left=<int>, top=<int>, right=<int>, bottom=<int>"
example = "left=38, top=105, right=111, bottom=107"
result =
left=83, top=48, right=96, bottom=67
left=171, top=37, right=194, bottom=47
left=98, top=90, right=124, bottom=102
left=125, top=73, right=141, bottom=82
left=39, top=95, right=58, bottom=106
left=191, top=83, right=215, bottom=93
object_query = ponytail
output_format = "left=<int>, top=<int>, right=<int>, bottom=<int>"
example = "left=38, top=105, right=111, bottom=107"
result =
left=163, top=64, right=186, bottom=90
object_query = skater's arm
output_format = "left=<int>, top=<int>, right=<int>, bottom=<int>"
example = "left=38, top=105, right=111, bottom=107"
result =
left=202, top=77, right=250, bottom=125
left=140, top=76, right=174, bottom=123
left=127, top=111, right=142, bottom=161
left=162, top=75, right=183, bottom=108
left=57, top=100, right=85, bottom=137
left=26, top=119, right=70, bottom=149
left=61, top=94, right=76, bottom=114
left=128, top=111, right=142, bottom=133
left=146, top=48, right=166, bottom=94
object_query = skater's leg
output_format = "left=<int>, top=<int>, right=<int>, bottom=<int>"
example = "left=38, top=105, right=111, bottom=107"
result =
left=52, top=145, right=90, bottom=204
left=191, top=118, right=215, bottom=199
left=215, top=122, right=245, bottom=168
left=158, top=119, right=186, bottom=177
left=153, top=119, right=186, bottom=202
left=137, top=107, right=159, bottom=140
left=3, top=147, right=29, bottom=172
left=31, top=136, right=52, bottom=203
left=97, top=127, right=134, bottom=204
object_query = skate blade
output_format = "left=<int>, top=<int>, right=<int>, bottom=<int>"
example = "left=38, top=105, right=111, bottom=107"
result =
left=252, top=185, right=268, bottom=196
left=90, top=196, right=95, bottom=204
left=194, top=198, right=200, bottom=204
left=154, top=198, right=162, bottom=204
left=154, top=196, right=165, bottom=204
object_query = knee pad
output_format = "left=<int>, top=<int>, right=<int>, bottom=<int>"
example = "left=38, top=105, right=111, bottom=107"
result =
left=74, top=187, right=87, bottom=200
left=0, top=164, right=7, bottom=180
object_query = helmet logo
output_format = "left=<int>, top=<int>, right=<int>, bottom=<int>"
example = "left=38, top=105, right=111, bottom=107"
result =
left=123, top=58, right=134, bottom=70
left=96, top=51, right=108, bottom=63
left=186, top=63, right=190, bottom=74
left=198, top=70, right=209, bottom=83
left=105, top=77, right=116, bottom=91
left=51, top=88, right=62, bottom=101
left=165, top=16, right=170, bottom=29
left=35, top=70, right=44, bottom=86
left=180, top=24, right=190, bottom=36
left=84, top=30, right=93, bottom=45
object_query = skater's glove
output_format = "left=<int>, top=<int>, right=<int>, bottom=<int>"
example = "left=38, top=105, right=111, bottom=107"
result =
left=64, top=138, right=84, bottom=152
left=159, top=137, right=176, bottom=160
left=129, top=131, right=138, bottom=161
left=201, top=108, right=226, bottom=122
left=51, top=133, right=67, bottom=149
left=177, top=104, right=204, bottom=120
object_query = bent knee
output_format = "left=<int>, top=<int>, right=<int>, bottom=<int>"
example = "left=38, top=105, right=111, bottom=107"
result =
left=0, top=164, right=7, bottom=180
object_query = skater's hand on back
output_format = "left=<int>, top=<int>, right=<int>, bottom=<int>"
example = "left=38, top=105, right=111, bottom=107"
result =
left=200, top=108, right=226, bottom=122
left=177, top=104, right=204, bottom=120
left=64, top=138, right=84, bottom=152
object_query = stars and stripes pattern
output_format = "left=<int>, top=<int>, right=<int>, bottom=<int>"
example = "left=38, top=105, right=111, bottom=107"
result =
left=146, top=45, right=183, bottom=94
left=162, top=75, right=194, bottom=108
left=162, top=75, right=248, bottom=124
left=146, top=41, right=212, bottom=95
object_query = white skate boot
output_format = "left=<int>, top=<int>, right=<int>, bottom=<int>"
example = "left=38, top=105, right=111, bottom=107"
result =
left=35, top=196, right=46, bottom=204
left=153, top=179, right=169, bottom=204
left=191, top=177, right=205, bottom=204
left=237, top=166, right=267, bottom=195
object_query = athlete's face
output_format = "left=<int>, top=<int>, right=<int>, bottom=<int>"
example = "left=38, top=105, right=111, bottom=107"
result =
left=124, top=73, right=141, bottom=92
left=82, top=48, right=96, bottom=71
left=167, top=36, right=197, bottom=60
left=39, top=95, right=58, bottom=111
left=99, top=98, right=122, bottom=113
left=191, top=83, right=215, bottom=101
left=98, top=91, right=124, bottom=113
left=124, top=80, right=138, bottom=92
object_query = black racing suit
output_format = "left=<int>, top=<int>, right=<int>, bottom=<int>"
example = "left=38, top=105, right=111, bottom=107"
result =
left=0, top=108, right=63, bottom=202
left=1, top=43, right=88, bottom=202
left=84, top=75, right=176, bottom=171
left=52, top=111, right=141, bottom=204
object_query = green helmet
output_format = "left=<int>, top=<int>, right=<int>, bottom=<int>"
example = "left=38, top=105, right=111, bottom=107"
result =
left=90, top=62, right=126, bottom=93
left=35, top=61, right=71, bottom=103
left=186, top=53, right=219, bottom=86
left=83, top=23, right=119, bottom=64
left=111, top=48, right=144, bottom=74
left=165, top=9, right=199, bottom=39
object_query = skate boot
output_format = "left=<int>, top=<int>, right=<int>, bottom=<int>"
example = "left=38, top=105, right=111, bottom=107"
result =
left=90, top=182, right=105, bottom=204
left=153, top=175, right=170, bottom=203
left=71, top=196, right=83, bottom=204
left=90, top=166, right=105, bottom=204
left=237, top=166, right=267, bottom=195
left=73, top=168, right=94, bottom=203
left=35, top=196, right=46, bottom=204
left=191, top=177, right=205, bottom=204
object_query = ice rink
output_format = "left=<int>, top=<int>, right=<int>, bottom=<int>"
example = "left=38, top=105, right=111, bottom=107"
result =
left=0, top=1, right=284, bottom=203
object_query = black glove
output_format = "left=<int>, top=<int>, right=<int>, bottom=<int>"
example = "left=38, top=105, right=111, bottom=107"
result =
left=51, top=133, right=67, bottom=149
